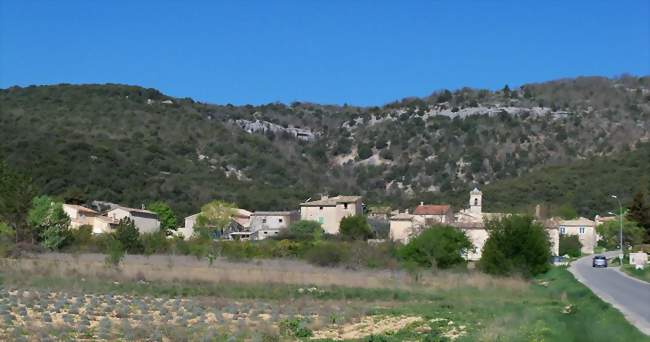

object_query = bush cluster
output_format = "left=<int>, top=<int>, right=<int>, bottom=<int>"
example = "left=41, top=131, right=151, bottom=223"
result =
left=559, top=235, right=582, bottom=257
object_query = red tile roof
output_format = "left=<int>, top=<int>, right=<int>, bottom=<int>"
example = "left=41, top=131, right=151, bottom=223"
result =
left=413, top=205, right=451, bottom=215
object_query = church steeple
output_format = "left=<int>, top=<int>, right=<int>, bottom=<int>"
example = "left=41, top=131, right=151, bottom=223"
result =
left=469, top=187, right=482, bottom=214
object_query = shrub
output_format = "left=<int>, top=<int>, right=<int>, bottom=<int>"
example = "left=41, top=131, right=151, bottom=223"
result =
left=305, top=242, right=349, bottom=267
left=141, top=231, right=170, bottom=255
left=559, top=235, right=582, bottom=257
left=105, top=237, right=125, bottom=267
left=283, top=220, right=324, bottom=241
left=279, top=317, right=313, bottom=338
left=114, top=218, right=143, bottom=254
left=0, top=222, right=15, bottom=257
left=70, top=225, right=93, bottom=246
left=399, top=226, right=472, bottom=269
left=339, top=216, right=373, bottom=241
left=187, top=238, right=212, bottom=260
left=170, top=236, right=192, bottom=255
left=347, top=241, right=399, bottom=269
left=479, top=215, right=551, bottom=277
left=270, top=239, right=306, bottom=258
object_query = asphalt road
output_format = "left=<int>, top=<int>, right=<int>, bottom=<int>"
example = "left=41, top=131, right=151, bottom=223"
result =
left=569, top=251, right=650, bottom=335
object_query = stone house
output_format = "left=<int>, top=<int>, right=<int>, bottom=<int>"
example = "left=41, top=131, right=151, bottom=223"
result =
left=388, top=188, right=560, bottom=260
left=388, top=211, right=425, bottom=244
left=413, top=203, right=454, bottom=225
left=107, top=206, right=160, bottom=234
left=249, top=211, right=300, bottom=240
left=300, top=195, right=363, bottom=234
left=557, top=217, right=597, bottom=254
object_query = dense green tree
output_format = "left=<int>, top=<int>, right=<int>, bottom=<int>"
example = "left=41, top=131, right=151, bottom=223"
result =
left=339, top=215, right=373, bottom=240
left=479, top=215, right=551, bottom=277
left=113, top=217, right=143, bottom=254
left=357, top=143, right=373, bottom=160
left=399, top=226, right=472, bottom=269
left=147, top=201, right=177, bottom=234
left=285, top=220, right=324, bottom=240
left=627, top=191, right=650, bottom=242
left=195, top=200, right=237, bottom=239
left=27, top=196, right=71, bottom=250
left=0, top=161, right=37, bottom=243
left=596, top=217, right=645, bottom=250
left=559, top=235, right=582, bottom=257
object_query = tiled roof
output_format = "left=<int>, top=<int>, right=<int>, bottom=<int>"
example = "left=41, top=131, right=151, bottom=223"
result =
left=559, top=217, right=595, bottom=226
left=300, top=195, right=362, bottom=206
left=251, top=211, right=296, bottom=216
left=64, top=204, right=98, bottom=214
left=111, top=206, right=158, bottom=217
left=390, top=212, right=415, bottom=220
left=414, top=205, right=450, bottom=215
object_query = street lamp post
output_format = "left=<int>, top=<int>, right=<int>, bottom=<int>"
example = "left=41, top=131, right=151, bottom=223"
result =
left=611, top=195, right=624, bottom=262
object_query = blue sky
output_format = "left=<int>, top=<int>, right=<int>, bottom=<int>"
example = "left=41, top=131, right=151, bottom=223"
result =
left=1, top=1, right=648, bottom=106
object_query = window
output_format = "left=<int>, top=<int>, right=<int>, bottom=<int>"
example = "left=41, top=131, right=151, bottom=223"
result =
left=319, top=206, right=323, bottom=210
left=579, top=227, right=585, bottom=234
left=474, top=198, right=478, bottom=206
left=279, top=218, right=283, bottom=223
left=264, top=231, right=268, bottom=234
left=344, top=203, right=348, bottom=209
left=560, top=227, right=566, bottom=234
left=262, top=218, right=267, bottom=223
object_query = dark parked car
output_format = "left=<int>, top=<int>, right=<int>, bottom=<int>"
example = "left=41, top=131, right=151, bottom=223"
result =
left=592, top=255, right=608, bottom=268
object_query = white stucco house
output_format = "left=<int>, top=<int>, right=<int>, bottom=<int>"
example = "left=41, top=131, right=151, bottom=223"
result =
left=63, top=203, right=118, bottom=234
left=300, top=195, right=363, bottom=234
left=249, top=211, right=300, bottom=240
left=63, top=204, right=100, bottom=228
left=107, top=206, right=160, bottom=234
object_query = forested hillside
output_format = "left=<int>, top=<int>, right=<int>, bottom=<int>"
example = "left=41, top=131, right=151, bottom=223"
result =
left=1, top=75, right=649, bottom=217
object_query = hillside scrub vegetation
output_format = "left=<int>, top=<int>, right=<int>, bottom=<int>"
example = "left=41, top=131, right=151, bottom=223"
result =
left=1, top=76, right=649, bottom=218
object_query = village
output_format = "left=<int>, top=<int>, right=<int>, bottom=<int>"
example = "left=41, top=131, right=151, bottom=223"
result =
left=60, top=188, right=620, bottom=262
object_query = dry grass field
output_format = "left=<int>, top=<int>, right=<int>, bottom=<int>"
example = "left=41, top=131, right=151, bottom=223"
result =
left=1, top=254, right=647, bottom=341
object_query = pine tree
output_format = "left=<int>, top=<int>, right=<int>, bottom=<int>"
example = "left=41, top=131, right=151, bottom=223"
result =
left=627, top=191, right=650, bottom=242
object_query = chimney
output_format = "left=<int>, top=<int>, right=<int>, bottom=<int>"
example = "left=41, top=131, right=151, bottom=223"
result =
left=535, top=204, right=541, bottom=219
left=420, top=201, right=424, bottom=206
left=141, top=203, right=146, bottom=210
left=321, top=194, right=329, bottom=200
left=405, top=209, right=409, bottom=214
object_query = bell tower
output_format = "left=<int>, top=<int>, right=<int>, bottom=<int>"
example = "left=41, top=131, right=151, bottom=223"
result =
left=469, top=187, right=482, bottom=214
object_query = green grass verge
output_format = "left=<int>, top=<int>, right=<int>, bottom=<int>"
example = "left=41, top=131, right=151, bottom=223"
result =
left=621, top=264, right=650, bottom=283
left=321, top=267, right=650, bottom=341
